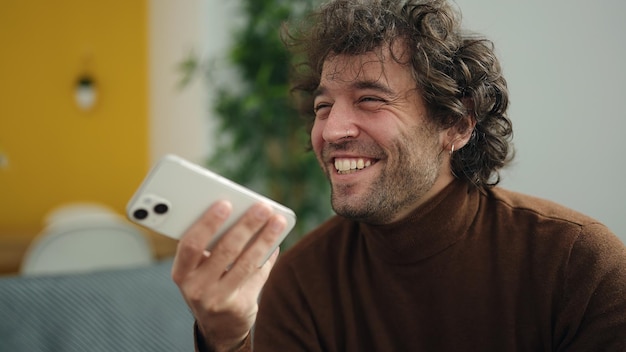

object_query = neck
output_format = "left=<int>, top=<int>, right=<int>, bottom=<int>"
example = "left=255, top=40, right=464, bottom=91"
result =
left=387, top=170, right=455, bottom=224
left=359, top=178, right=477, bottom=264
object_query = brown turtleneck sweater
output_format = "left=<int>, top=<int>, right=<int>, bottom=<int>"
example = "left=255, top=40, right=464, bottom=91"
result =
left=250, top=180, right=626, bottom=351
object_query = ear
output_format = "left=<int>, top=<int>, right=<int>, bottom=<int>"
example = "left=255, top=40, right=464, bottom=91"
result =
left=443, top=115, right=476, bottom=153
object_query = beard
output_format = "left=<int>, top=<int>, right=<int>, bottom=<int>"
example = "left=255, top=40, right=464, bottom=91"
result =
left=324, top=124, right=443, bottom=224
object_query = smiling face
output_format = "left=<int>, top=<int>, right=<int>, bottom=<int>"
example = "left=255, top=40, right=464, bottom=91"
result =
left=311, top=47, right=456, bottom=224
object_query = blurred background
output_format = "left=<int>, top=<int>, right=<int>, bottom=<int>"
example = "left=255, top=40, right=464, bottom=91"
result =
left=1, top=1, right=154, bottom=276
left=456, top=0, right=626, bottom=244
left=1, top=0, right=625, bottom=277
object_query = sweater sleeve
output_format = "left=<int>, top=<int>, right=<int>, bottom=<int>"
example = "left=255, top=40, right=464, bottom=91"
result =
left=555, top=222, right=626, bottom=351
left=193, top=321, right=252, bottom=352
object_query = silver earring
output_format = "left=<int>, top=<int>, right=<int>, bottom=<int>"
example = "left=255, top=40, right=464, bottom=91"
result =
left=449, top=144, right=455, bottom=155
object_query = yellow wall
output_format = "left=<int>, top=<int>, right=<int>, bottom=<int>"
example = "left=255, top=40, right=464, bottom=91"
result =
left=0, top=0, right=149, bottom=272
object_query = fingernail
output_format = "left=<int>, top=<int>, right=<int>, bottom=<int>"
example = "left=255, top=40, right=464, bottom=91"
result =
left=214, top=201, right=231, bottom=219
left=269, top=216, right=286, bottom=233
left=254, top=204, right=271, bottom=220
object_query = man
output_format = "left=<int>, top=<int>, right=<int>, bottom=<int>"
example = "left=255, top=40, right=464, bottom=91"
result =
left=172, top=0, right=626, bottom=351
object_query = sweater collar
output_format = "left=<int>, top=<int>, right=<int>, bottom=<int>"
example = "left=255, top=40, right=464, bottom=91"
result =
left=358, top=179, right=479, bottom=264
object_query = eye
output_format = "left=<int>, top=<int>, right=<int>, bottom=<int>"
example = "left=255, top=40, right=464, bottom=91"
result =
left=313, top=102, right=332, bottom=117
left=359, top=96, right=385, bottom=104
left=357, top=96, right=386, bottom=110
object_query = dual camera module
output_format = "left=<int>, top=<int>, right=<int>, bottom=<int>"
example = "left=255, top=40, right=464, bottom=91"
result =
left=132, top=202, right=169, bottom=221
left=128, top=194, right=172, bottom=228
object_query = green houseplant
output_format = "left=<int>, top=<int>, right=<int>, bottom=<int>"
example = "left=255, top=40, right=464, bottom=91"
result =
left=182, top=0, right=330, bottom=248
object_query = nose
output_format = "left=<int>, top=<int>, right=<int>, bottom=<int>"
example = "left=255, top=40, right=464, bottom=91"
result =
left=321, top=102, right=358, bottom=143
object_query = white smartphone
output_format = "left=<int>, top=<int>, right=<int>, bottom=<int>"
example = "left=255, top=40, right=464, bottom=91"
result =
left=126, top=154, right=297, bottom=266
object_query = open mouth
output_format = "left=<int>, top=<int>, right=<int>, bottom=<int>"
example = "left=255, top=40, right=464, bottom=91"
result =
left=334, top=158, right=377, bottom=175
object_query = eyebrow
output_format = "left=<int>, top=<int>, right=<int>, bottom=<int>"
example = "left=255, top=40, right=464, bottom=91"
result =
left=314, top=79, right=396, bottom=98
left=353, top=80, right=395, bottom=96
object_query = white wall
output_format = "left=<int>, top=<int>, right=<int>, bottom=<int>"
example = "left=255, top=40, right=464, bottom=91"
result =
left=454, top=0, right=626, bottom=240
left=148, top=0, right=241, bottom=165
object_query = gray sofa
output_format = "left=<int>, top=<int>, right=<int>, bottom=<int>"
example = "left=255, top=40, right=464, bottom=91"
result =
left=0, top=259, right=195, bottom=351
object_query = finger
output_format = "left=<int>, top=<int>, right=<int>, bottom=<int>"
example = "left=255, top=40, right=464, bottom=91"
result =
left=240, top=246, right=281, bottom=295
left=223, top=214, right=286, bottom=287
left=172, top=200, right=232, bottom=284
left=252, top=215, right=287, bottom=268
left=265, top=247, right=281, bottom=267
left=202, top=202, right=273, bottom=276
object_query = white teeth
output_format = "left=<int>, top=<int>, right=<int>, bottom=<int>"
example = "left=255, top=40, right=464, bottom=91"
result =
left=334, top=158, right=372, bottom=173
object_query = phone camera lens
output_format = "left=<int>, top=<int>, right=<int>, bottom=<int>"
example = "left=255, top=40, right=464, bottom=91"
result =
left=154, top=203, right=169, bottom=214
left=133, top=208, right=149, bottom=220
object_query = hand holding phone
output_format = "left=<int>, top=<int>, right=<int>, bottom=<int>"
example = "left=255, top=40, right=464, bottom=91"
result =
left=171, top=197, right=284, bottom=350
left=126, top=154, right=297, bottom=266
